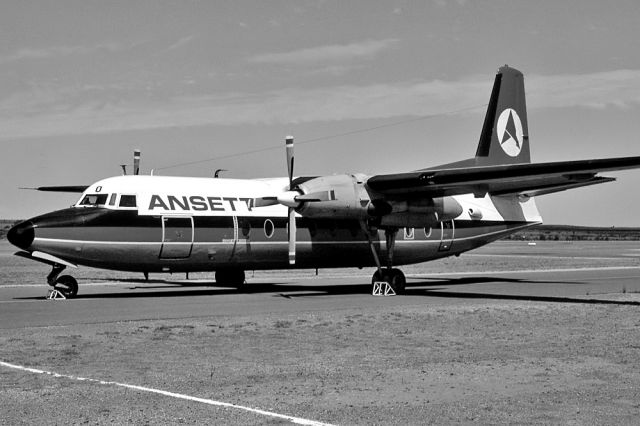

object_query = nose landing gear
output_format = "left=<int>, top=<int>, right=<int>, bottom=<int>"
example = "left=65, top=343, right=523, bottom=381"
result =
left=46, top=264, right=78, bottom=299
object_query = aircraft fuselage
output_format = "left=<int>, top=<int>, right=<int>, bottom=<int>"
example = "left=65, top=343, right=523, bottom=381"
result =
left=9, top=175, right=540, bottom=274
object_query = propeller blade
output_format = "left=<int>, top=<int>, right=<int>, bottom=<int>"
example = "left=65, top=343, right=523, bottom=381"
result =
left=288, top=207, right=296, bottom=265
left=286, top=135, right=296, bottom=264
left=133, top=149, right=141, bottom=175
left=286, top=136, right=294, bottom=190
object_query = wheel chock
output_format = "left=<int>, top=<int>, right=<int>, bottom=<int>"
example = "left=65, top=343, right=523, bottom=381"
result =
left=46, top=289, right=66, bottom=300
left=372, top=281, right=396, bottom=296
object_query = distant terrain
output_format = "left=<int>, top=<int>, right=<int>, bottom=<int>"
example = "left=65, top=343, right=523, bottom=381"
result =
left=506, top=224, right=640, bottom=241
left=0, top=220, right=19, bottom=240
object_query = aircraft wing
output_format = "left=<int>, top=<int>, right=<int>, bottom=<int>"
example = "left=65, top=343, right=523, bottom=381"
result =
left=365, top=156, right=640, bottom=198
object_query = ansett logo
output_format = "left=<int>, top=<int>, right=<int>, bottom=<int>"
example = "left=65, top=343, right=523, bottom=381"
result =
left=148, top=195, right=253, bottom=212
left=496, top=108, right=523, bottom=157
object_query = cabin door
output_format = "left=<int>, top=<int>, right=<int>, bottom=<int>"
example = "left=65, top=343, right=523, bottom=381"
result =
left=439, top=220, right=454, bottom=252
left=160, top=215, right=194, bottom=259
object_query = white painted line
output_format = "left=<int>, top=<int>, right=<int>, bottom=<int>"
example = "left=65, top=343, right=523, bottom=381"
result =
left=465, top=253, right=628, bottom=261
left=0, top=360, right=334, bottom=426
left=406, top=266, right=640, bottom=278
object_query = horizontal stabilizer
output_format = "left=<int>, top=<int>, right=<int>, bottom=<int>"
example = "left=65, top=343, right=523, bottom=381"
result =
left=516, top=177, right=616, bottom=198
left=20, top=185, right=89, bottom=193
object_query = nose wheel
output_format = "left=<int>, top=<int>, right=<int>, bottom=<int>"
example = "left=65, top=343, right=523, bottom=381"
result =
left=46, top=264, right=79, bottom=299
left=54, top=275, right=79, bottom=299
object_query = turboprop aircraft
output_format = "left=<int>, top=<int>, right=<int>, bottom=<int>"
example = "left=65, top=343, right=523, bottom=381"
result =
left=8, top=65, right=640, bottom=298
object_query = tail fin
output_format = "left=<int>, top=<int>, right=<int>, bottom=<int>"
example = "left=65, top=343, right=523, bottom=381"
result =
left=475, top=65, right=530, bottom=165
left=435, top=66, right=530, bottom=169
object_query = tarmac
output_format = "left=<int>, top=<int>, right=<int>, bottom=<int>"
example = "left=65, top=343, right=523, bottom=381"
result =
left=3, top=240, right=640, bottom=424
left=2, top=266, right=640, bottom=329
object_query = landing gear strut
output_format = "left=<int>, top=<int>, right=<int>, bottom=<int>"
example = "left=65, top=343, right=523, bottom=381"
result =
left=46, top=264, right=78, bottom=299
left=361, top=223, right=406, bottom=295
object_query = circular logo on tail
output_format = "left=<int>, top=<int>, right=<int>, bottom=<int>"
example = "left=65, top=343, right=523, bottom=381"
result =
left=496, top=108, right=523, bottom=157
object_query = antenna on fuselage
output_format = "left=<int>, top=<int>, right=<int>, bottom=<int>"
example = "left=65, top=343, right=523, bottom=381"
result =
left=214, top=169, right=227, bottom=178
left=120, top=165, right=127, bottom=175
left=133, top=149, right=141, bottom=175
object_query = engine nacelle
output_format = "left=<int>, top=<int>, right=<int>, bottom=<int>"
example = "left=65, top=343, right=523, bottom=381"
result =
left=293, top=174, right=463, bottom=226
left=378, top=197, right=463, bottom=227
left=296, top=174, right=371, bottom=219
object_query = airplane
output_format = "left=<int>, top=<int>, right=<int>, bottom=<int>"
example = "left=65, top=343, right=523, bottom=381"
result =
left=8, top=65, right=640, bottom=299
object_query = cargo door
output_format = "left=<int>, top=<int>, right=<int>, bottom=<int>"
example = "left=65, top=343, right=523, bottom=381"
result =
left=439, top=220, right=454, bottom=252
left=160, top=215, right=194, bottom=259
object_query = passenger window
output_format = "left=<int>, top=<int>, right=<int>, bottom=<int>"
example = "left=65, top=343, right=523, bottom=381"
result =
left=404, top=227, right=414, bottom=240
left=108, top=194, right=117, bottom=206
left=264, top=219, right=274, bottom=238
left=119, top=195, right=137, bottom=208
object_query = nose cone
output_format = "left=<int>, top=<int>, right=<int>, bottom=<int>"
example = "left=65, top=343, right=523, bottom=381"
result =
left=7, top=221, right=34, bottom=250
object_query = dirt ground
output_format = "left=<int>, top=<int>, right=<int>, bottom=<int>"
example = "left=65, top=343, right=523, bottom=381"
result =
left=2, top=240, right=640, bottom=424
left=2, top=296, right=640, bottom=424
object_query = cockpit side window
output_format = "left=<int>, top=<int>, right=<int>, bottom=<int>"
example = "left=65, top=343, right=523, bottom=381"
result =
left=79, top=194, right=108, bottom=206
left=119, top=195, right=137, bottom=208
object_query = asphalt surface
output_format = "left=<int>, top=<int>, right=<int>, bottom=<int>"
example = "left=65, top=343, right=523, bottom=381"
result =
left=2, top=266, right=640, bottom=330
left=3, top=240, right=640, bottom=424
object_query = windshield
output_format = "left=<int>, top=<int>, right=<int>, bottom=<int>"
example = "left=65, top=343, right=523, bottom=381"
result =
left=78, top=194, right=108, bottom=206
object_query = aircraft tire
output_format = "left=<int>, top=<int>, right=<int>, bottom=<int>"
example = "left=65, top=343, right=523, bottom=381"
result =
left=215, top=270, right=246, bottom=288
left=371, top=269, right=406, bottom=294
left=389, top=268, right=406, bottom=294
left=55, top=275, right=78, bottom=298
left=371, top=270, right=383, bottom=285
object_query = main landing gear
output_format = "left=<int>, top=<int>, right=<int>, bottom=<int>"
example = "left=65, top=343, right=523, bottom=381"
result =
left=215, top=269, right=246, bottom=288
left=361, top=223, right=406, bottom=295
left=46, top=264, right=78, bottom=299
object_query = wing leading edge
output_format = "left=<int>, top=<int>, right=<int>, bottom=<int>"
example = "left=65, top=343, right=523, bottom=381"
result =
left=365, top=156, right=640, bottom=199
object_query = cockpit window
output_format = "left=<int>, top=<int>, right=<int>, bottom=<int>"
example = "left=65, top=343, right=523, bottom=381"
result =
left=79, top=194, right=108, bottom=206
left=119, top=195, right=137, bottom=208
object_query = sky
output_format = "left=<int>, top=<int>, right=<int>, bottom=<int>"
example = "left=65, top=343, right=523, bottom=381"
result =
left=3, top=0, right=640, bottom=225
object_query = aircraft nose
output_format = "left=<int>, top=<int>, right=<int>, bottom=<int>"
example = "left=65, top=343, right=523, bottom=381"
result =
left=7, top=221, right=35, bottom=250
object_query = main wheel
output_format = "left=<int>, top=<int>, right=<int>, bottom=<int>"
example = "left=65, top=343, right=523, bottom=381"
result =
left=371, top=269, right=383, bottom=285
left=371, top=269, right=406, bottom=294
left=215, top=270, right=246, bottom=288
left=55, top=275, right=78, bottom=299
left=389, top=268, right=406, bottom=294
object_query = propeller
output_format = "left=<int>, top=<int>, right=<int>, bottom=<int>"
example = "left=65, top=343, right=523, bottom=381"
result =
left=253, top=136, right=336, bottom=264
left=286, top=136, right=296, bottom=265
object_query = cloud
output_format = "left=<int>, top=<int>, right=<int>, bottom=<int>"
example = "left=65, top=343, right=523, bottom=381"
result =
left=166, top=35, right=196, bottom=51
left=247, top=39, right=399, bottom=65
left=2, top=69, right=640, bottom=140
left=0, top=43, right=123, bottom=64
left=527, top=69, right=640, bottom=109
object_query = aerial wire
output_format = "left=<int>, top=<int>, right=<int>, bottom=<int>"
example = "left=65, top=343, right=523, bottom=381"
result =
left=155, top=103, right=487, bottom=172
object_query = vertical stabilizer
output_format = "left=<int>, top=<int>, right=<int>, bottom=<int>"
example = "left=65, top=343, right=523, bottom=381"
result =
left=476, top=65, right=530, bottom=165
